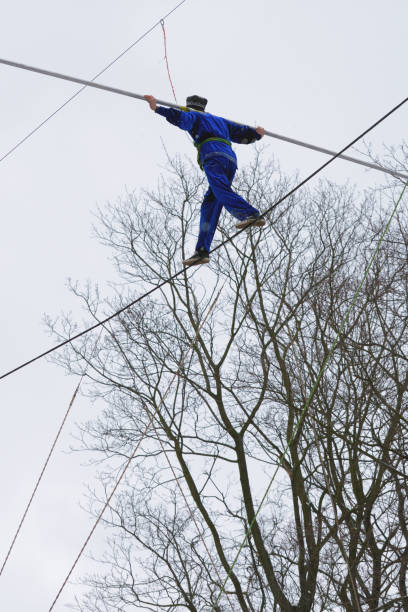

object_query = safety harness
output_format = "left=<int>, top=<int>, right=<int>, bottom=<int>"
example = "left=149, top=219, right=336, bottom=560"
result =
left=194, top=137, right=232, bottom=170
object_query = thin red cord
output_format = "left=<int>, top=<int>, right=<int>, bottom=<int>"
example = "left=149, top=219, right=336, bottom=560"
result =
left=161, top=19, right=178, bottom=103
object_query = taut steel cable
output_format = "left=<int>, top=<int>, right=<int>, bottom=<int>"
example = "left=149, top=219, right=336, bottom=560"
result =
left=0, top=93, right=407, bottom=383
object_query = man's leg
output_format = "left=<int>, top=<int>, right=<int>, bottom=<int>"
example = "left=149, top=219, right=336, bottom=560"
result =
left=185, top=157, right=263, bottom=265
left=195, top=187, right=223, bottom=253
left=204, top=157, right=260, bottom=221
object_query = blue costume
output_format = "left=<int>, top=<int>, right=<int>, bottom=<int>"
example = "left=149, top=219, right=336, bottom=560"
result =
left=155, top=105, right=262, bottom=253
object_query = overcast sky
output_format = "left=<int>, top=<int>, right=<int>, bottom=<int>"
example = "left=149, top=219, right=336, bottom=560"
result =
left=0, top=1, right=407, bottom=610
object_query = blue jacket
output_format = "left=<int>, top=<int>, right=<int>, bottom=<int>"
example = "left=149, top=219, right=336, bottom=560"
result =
left=155, top=106, right=261, bottom=167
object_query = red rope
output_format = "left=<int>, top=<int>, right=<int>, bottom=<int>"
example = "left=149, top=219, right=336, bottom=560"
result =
left=161, top=19, right=178, bottom=103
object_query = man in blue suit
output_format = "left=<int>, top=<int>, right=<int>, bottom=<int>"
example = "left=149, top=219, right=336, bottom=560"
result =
left=145, top=94, right=265, bottom=266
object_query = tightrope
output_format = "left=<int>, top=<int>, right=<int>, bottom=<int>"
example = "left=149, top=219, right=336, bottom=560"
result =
left=0, top=92, right=407, bottom=383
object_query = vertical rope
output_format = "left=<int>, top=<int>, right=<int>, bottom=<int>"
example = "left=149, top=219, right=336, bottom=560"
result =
left=161, top=19, right=178, bottom=103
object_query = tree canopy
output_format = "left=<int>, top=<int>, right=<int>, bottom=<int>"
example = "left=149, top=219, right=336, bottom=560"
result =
left=49, top=149, right=408, bottom=612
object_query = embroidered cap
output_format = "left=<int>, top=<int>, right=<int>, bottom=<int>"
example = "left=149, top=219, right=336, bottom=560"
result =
left=186, top=95, right=208, bottom=112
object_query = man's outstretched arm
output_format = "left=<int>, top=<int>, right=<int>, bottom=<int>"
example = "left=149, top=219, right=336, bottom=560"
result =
left=225, top=118, right=265, bottom=144
left=144, top=94, right=196, bottom=131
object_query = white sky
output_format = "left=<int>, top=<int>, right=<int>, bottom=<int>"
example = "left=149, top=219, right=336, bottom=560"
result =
left=0, top=1, right=407, bottom=610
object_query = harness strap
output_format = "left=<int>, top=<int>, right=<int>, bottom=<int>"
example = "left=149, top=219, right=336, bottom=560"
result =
left=194, top=137, right=232, bottom=170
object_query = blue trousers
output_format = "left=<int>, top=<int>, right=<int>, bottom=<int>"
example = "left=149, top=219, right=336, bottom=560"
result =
left=195, top=156, right=259, bottom=252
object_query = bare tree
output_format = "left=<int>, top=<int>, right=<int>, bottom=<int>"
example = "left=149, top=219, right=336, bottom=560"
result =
left=48, top=148, right=408, bottom=611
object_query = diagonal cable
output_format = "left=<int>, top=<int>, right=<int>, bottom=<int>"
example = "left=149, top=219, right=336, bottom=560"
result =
left=0, top=379, right=82, bottom=578
left=0, top=328, right=103, bottom=578
left=0, top=95, right=407, bottom=383
left=0, top=0, right=188, bottom=165
left=210, top=179, right=408, bottom=610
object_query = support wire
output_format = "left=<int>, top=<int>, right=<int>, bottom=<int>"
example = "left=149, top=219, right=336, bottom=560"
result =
left=0, top=91, right=407, bottom=383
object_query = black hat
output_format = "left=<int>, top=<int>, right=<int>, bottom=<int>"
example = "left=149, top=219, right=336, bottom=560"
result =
left=186, top=95, right=207, bottom=112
